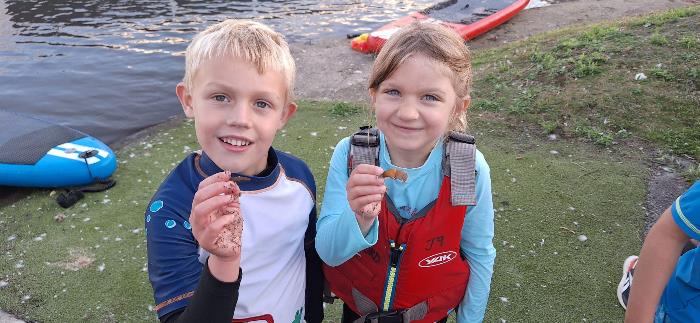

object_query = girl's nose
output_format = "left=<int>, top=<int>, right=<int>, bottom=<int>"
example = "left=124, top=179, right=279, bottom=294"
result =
left=396, top=100, right=419, bottom=120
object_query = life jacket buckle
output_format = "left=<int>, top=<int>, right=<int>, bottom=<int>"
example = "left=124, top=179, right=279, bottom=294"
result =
left=351, top=126, right=379, bottom=147
left=364, top=309, right=407, bottom=323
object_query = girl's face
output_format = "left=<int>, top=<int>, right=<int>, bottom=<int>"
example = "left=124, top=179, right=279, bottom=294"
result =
left=370, top=54, right=468, bottom=168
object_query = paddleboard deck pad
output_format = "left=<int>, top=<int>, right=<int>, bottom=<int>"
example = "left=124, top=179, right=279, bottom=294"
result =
left=0, top=111, right=117, bottom=188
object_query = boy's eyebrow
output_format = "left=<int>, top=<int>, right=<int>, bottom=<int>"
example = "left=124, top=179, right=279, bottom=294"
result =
left=202, top=82, right=283, bottom=101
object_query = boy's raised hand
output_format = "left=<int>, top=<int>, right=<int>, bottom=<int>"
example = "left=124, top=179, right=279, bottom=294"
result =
left=190, top=171, right=243, bottom=282
left=347, top=164, right=386, bottom=236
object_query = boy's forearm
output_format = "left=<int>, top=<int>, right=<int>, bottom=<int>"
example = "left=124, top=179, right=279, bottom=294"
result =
left=625, top=208, right=687, bottom=322
left=208, top=255, right=241, bottom=282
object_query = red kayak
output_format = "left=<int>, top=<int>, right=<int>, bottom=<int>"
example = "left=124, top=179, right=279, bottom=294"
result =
left=351, top=0, right=530, bottom=54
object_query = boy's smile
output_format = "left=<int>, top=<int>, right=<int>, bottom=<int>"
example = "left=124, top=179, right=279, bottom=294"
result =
left=177, top=56, right=296, bottom=176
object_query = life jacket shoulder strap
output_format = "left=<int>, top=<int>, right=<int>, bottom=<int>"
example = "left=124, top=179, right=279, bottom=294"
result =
left=347, top=126, right=380, bottom=176
left=347, top=127, right=477, bottom=206
left=442, top=131, right=477, bottom=206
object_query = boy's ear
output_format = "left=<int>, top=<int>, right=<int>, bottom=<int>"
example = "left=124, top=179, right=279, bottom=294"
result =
left=176, top=82, right=194, bottom=118
left=279, top=102, right=298, bottom=129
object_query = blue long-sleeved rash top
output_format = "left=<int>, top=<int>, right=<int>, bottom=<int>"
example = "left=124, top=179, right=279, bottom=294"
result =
left=316, top=133, right=496, bottom=322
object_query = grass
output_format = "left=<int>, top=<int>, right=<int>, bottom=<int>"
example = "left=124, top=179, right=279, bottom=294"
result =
left=1, top=6, right=699, bottom=322
left=471, top=5, right=700, bottom=158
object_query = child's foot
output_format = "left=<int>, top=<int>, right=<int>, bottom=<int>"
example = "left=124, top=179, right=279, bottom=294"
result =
left=617, top=255, right=638, bottom=310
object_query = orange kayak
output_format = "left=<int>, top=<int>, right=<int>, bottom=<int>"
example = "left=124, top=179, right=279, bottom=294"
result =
left=351, top=0, right=530, bottom=54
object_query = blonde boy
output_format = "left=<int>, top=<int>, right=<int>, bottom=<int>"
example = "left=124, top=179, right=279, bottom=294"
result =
left=146, top=20, right=323, bottom=323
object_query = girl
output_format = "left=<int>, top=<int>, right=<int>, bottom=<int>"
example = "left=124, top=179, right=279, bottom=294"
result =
left=316, top=22, right=496, bottom=323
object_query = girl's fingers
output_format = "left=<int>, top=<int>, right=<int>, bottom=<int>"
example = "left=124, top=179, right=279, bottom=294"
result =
left=348, top=185, right=386, bottom=200
left=352, top=164, right=385, bottom=176
left=349, top=173, right=385, bottom=188
left=351, top=194, right=384, bottom=211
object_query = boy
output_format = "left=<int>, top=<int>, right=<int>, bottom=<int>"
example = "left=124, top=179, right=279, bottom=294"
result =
left=145, top=20, right=324, bottom=323
left=618, top=180, right=700, bottom=322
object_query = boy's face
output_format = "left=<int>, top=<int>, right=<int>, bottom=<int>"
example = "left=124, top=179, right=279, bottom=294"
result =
left=176, top=56, right=296, bottom=176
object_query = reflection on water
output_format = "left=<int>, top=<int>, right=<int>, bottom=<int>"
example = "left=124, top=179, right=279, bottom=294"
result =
left=0, top=0, right=542, bottom=145
left=0, top=0, right=438, bottom=145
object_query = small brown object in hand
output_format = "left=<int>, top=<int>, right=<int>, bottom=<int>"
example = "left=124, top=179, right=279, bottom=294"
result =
left=380, top=168, right=408, bottom=182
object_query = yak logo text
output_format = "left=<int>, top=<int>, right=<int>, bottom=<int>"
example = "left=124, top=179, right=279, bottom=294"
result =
left=418, top=251, right=457, bottom=268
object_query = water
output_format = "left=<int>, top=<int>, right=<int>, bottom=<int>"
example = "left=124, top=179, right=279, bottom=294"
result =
left=0, top=0, right=549, bottom=145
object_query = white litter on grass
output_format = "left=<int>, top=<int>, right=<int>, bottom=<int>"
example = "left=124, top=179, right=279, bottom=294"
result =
left=115, top=237, right=122, bottom=242
left=21, top=295, right=30, bottom=301
left=540, top=239, right=545, bottom=246
left=98, top=263, right=105, bottom=272
left=102, top=199, right=111, bottom=204
left=548, top=134, right=557, bottom=140
left=338, top=126, right=347, bottom=130
left=132, top=228, right=143, bottom=234
left=15, top=261, right=24, bottom=269
left=511, top=177, right=517, bottom=183
left=80, top=203, right=87, bottom=208
left=310, top=132, right=318, bottom=136
left=83, top=218, right=91, bottom=222
left=7, top=234, right=16, bottom=242
left=635, top=73, right=647, bottom=81
left=0, top=280, right=8, bottom=288
left=501, top=319, right=507, bottom=323
left=33, top=233, right=46, bottom=241
left=550, top=150, right=559, bottom=155
left=578, top=234, right=588, bottom=242
left=148, top=305, right=154, bottom=311
left=568, top=206, right=576, bottom=211
left=499, top=296, right=509, bottom=303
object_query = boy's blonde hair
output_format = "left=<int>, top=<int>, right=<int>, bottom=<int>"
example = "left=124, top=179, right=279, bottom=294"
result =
left=183, top=19, right=296, bottom=101
left=368, top=22, right=472, bottom=132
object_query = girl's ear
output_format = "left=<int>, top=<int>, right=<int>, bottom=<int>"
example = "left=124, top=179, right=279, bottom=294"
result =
left=459, top=95, right=471, bottom=114
left=369, top=88, right=377, bottom=107
left=176, top=82, right=194, bottom=118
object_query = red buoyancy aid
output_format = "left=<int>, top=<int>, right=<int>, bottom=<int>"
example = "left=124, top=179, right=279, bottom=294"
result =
left=323, top=127, right=477, bottom=322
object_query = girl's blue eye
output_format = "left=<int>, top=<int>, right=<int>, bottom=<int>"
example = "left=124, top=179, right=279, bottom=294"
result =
left=255, top=101, right=270, bottom=109
left=423, top=94, right=439, bottom=102
left=386, top=89, right=400, bottom=96
left=213, top=95, right=228, bottom=102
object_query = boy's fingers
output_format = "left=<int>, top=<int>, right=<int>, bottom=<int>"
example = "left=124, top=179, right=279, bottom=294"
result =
left=193, top=181, right=238, bottom=205
left=197, top=171, right=231, bottom=190
left=192, top=194, right=234, bottom=221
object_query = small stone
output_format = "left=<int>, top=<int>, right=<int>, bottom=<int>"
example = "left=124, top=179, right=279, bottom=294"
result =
left=54, top=213, right=65, bottom=222
left=577, top=235, right=588, bottom=242
left=634, top=73, right=647, bottom=81
left=548, top=134, right=557, bottom=140
left=97, top=263, right=105, bottom=272
left=499, top=296, right=509, bottom=303
left=550, top=150, right=559, bottom=155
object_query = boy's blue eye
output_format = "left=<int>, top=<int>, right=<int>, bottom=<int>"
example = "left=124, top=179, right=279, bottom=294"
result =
left=213, top=95, right=229, bottom=102
left=423, top=94, right=439, bottom=102
left=385, top=89, right=399, bottom=96
left=255, top=101, right=270, bottom=109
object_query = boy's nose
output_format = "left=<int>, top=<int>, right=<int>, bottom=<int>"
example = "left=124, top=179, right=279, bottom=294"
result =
left=225, top=104, right=252, bottom=128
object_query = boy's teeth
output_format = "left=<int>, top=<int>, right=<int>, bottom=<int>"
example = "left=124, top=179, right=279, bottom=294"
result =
left=223, top=138, right=249, bottom=146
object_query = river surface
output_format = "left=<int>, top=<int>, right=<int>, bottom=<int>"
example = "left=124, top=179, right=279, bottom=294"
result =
left=0, top=0, right=552, bottom=145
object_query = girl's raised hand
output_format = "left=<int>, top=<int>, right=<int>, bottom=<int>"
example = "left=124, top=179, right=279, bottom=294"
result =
left=190, top=171, right=243, bottom=267
left=347, top=164, right=386, bottom=235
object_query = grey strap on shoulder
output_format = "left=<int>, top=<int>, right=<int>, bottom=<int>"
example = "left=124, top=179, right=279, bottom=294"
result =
left=443, top=131, right=477, bottom=206
left=348, top=126, right=380, bottom=175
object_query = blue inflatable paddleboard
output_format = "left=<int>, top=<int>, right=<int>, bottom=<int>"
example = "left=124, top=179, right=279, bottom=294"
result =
left=0, top=110, right=117, bottom=188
